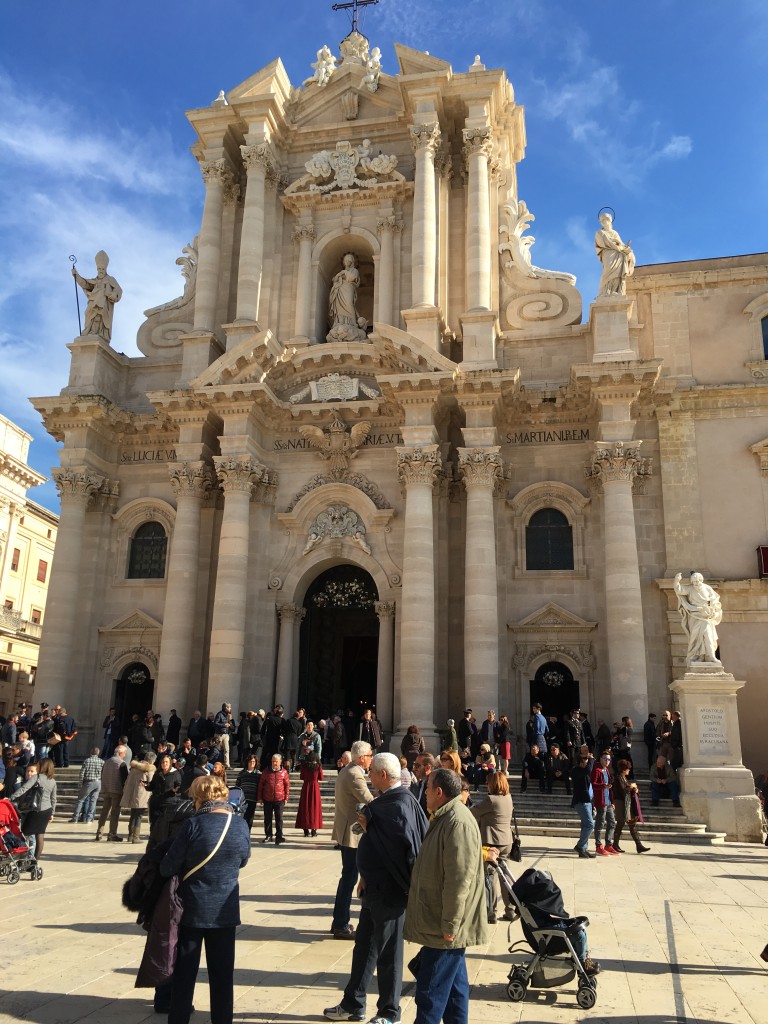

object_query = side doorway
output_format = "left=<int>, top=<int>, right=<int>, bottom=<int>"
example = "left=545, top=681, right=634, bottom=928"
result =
left=529, top=661, right=579, bottom=724
left=114, top=662, right=155, bottom=732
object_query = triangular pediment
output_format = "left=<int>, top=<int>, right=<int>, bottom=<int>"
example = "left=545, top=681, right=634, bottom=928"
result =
left=227, top=59, right=292, bottom=102
left=394, top=43, right=452, bottom=77
left=510, top=603, right=597, bottom=631
left=98, top=609, right=163, bottom=633
left=290, top=65, right=404, bottom=129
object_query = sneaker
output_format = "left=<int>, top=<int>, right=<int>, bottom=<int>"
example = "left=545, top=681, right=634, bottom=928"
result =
left=323, top=1006, right=364, bottom=1022
left=604, top=845, right=620, bottom=855
left=583, top=957, right=601, bottom=976
left=261, top=836, right=273, bottom=843
left=596, top=845, right=609, bottom=856
left=369, top=1017, right=399, bottom=1024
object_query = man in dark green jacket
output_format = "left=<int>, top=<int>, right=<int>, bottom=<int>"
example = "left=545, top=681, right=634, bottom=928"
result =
left=404, top=768, right=488, bottom=1024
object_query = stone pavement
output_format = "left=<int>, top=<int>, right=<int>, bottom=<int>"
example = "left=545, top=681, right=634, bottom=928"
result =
left=1, top=821, right=767, bottom=1024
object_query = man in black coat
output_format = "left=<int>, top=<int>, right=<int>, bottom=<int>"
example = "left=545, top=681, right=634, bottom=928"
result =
left=187, top=711, right=207, bottom=747
left=324, top=751, right=428, bottom=1024
left=166, top=710, right=182, bottom=748
left=54, top=707, right=77, bottom=767
left=260, top=706, right=285, bottom=769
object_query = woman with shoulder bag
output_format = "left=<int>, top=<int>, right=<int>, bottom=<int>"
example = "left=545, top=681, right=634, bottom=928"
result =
left=11, top=758, right=57, bottom=865
left=470, top=772, right=516, bottom=921
left=159, top=774, right=251, bottom=1024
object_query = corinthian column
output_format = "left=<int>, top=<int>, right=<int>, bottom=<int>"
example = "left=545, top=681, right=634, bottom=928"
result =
left=35, top=468, right=104, bottom=704
left=194, top=158, right=233, bottom=332
left=374, top=601, right=396, bottom=732
left=409, top=123, right=441, bottom=308
left=237, top=143, right=276, bottom=323
left=462, top=127, right=493, bottom=311
left=274, top=604, right=306, bottom=711
left=155, top=462, right=212, bottom=715
left=587, top=441, right=652, bottom=720
left=396, top=446, right=441, bottom=737
left=292, top=224, right=316, bottom=340
left=459, top=447, right=501, bottom=711
left=207, top=456, right=263, bottom=713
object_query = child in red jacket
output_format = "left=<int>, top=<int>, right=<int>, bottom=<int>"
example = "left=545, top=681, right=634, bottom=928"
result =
left=257, top=753, right=290, bottom=845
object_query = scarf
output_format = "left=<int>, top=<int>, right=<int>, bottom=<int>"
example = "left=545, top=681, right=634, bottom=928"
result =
left=196, top=800, right=231, bottom=815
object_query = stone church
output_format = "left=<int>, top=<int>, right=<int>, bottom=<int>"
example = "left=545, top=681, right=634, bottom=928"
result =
left=31, top=32, right=768, bottom=767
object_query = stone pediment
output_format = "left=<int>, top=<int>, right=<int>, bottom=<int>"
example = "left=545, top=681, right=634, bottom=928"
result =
left=510, top=603, right=597, bottom=633
left=289, top=64, right=404, bottom=130
left=226, top=58, right=292, bottom=103
left=98, top=609, right=163, bottom=633
left=394, top=44, right=451, bottom=77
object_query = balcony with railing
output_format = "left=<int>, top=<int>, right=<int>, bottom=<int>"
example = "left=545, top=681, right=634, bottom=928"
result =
left=0, top=606, right=43, bottom=639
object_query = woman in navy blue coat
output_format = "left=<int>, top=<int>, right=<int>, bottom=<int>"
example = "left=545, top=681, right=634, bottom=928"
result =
left=160, top=774, right=251, bottom=1024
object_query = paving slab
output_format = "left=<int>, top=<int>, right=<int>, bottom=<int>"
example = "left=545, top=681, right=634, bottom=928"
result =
left=0, top=822, right=766, bottom=1024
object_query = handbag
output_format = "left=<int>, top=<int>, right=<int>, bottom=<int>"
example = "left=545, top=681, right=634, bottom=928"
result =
left=17, top=781, right=43, bottom=813
left=509, top=810, right=522, bottom=862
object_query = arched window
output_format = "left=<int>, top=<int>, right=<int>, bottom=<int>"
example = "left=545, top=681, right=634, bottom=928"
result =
left=525, top=508, right=574, bottom=571
left=762, top=315, right=768, bottom=360
left=127, top=522, right=167, bottom=579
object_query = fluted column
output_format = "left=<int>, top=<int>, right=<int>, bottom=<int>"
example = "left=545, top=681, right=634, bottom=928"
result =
left=194, top=158, right=233, bottom=332
left=207, top=456, right=262, bottom=713
left=396, top=446, right=441, bottom=734
left=155, top=462, right=212, bottom=714
left=587, top=442, right=652, bottom=719
left=0, top=502, right=21, bottom=599
left=274, top=604, right=306, bottom=711
left=374, top=601, right=396, bottom=732
left=462, top=127, right=493, bottom=310
left=459, top=447, right=501, bottom=711
left=35, top=468, right=104, bottom=703
left=376, top=215, right=400, bottom=326
left=237, top=143, right=275, bottom=323
left=409, top=123, right=441, bottom=308
left=293, top=224, right=316, bottom=339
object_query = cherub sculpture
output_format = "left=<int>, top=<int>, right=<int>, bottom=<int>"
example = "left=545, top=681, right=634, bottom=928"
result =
left=303, top=45, right=337, bottom=88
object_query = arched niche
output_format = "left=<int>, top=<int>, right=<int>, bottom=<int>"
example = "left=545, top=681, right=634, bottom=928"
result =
left=311, top=230, right=379, bottom=343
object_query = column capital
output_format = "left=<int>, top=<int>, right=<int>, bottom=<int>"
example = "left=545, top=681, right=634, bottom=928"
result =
left=240, top=142, right=277, bottom=176
left=462, top=126, right=493, bottom=163
left=376, top=214, right=403, bottom=236
left=396, top=445, right=442, bottom=488
left=52, top=467, right=105, bottom=504
left=200, top=158, right=234, bottom=189
left=277, top=602, right=306, bottom=625
left=409, top=122, right=441, bottom=155
left=586, top=440, right=652, bottom=485
left=222, top=179, right=241, bottom=207
left=292, top=224, right=316, bottom=244
left=374, top=600, right=396, bottom=621
left=168, top=461, right=213, bottom=498
left=214, top=455, right=264, bottom=495
left=457, top=447, right=502, bottom=490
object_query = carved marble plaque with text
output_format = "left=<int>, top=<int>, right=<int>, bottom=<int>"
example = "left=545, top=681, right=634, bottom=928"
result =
left=698, top=706, right=730, bottom=756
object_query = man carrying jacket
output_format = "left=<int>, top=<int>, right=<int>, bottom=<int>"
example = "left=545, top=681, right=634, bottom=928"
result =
left=324, top=752, right=428, bottom=1024
left=404, top=768, right=488, bottom=1024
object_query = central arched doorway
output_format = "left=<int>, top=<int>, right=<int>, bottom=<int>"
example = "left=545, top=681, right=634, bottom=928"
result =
left=114, top=661, right=154, bottom=729
left=298, top=564, right=379, bottom=715
left=529, top=661, right=580, bottom=724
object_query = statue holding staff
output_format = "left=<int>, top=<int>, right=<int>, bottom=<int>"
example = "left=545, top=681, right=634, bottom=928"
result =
left=595, top=210, right=635, bottom=296
left=71, top=250, right=122, bottom=342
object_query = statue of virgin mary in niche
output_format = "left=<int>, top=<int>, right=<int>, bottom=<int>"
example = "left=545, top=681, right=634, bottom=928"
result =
left=326, top=253, right=368, bottom=342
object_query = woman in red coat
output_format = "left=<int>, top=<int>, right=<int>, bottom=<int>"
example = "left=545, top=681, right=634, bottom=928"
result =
left=295, top=753, right=324, bottom=837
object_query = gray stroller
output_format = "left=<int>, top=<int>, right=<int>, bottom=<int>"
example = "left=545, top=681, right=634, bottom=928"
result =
left=491, top=861, right=599, bottom=1009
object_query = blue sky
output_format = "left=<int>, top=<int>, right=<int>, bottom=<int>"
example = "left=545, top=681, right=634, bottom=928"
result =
left=2, top=0, right=766, bottom=511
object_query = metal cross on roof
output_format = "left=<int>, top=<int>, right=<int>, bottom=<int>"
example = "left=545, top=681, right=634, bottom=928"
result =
left=332, top=0, right=379, bottom=33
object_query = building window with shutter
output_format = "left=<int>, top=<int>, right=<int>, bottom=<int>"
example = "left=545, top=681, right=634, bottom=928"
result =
left=37, top=560, right=48, bottom=583
left=127, top=521, right=168, bottom=579
left=525, top=508, right=575, bottom=571
left=11, top=548, right=20, bottom=572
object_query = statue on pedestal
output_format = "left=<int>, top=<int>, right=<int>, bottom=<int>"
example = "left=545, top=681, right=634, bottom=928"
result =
left=673, top=572, right=723, bottom=665
left=71, top=250, right=122, bottom=342
left=326, top=253, right=368, bottom=342
left=595, top=211, right=635, bottom=296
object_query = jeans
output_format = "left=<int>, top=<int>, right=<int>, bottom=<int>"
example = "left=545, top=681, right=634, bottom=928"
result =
left=53, top=738, right=71, bottom=768
left=414, top=946, right=469, bottom=1024
left=551, top=921, right=587, bottom=963
left=169, top=925, right=236, bottom=1024
left=342, top=890, right=406, bottom=1020
left=72, top=781, right=101, bottom=822
left=651, top=780, right=680, bottom=802
left=594, top=804, right=616, bottom=846
left=574, top=802, right=594, bottom=850
left=263, top=800, right=284, bottom=839
left=332, top=844, right=359, bottom=930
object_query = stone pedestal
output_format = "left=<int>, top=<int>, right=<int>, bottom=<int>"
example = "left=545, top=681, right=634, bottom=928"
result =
left=459, top=311, right=498, bottom=369
left=670, top=667, right=762, bottom=842
left=589, top=296, right=637, bottom=362
left=402, top=306, right=443, bottom=350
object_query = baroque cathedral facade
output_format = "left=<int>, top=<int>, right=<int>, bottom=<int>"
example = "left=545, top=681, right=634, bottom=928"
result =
left=31, top=33, right=768, bottom=766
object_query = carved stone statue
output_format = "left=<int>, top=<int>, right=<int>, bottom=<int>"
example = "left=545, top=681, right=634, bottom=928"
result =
left=674, top=572, right=723, bottom=665
left=303, top=45, right=337, bottom=88
left=362, top=47, right=382, bottom=92
left=71, top=251, right=122, bottom=341
left=327, top=254, right=368, bottom=342
left=595, top=211, right=636, bottom=296
left=299, top=412, right=371, bottom=479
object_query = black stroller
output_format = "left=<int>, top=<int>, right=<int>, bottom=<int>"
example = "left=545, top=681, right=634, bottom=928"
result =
left=491, top=861, right=599, bottom=1009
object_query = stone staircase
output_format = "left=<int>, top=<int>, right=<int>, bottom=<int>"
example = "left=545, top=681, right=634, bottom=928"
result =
left=50, top=765, right=725, bottom=844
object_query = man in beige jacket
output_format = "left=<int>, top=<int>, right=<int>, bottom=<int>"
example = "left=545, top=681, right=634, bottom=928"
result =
left=330, top=740, right=373, bottom=939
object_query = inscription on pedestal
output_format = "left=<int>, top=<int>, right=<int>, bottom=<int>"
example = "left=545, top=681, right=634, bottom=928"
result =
left=698, top=706, right=730, bottom=756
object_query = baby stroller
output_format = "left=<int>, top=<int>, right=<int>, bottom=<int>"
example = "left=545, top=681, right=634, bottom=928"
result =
left=0, top=799, right=43, bottom=884
left=491, top=861, right=598, bottom=1009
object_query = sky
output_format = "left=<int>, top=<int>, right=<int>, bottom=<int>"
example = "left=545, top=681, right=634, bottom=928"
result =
left=1, top=0, right=766, bottom=512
